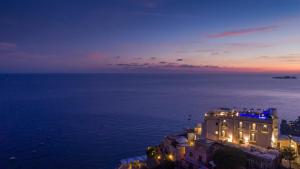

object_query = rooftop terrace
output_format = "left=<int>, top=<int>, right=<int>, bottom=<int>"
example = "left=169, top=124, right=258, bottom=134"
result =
left=205, top=108, right=278, bottom=120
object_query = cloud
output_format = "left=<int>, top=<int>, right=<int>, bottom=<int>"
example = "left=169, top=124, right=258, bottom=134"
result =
left=207, top=26, right=278, bottom=38
left=179, top=64, right=221, bottom=69
left=211, top=52, right=219, bottom=56
left=176, top=58, right=183, bottom=61
left=226, top=42, right=273, bottom=48
left=0, top=42, right=17, bottom=50
left=114, top=56, right=121, bottom=59
left=257, top=54, right=300, bottom=63
left=109, top=60, right=253, bottom=73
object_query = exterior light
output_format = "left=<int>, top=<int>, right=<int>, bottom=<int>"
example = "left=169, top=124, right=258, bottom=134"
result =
left=205, top=113, right=208, bottom=117
left=223, top=119, right=226, bottom=123
left=168, top=154, right=174, bottom=161
left=157, top=155, right=161, bottom=160
left=236, top=113, right=239, bottom=116
left=244, top=137, right=249, bottom=144
left=215, top=131, right=218, bottom=135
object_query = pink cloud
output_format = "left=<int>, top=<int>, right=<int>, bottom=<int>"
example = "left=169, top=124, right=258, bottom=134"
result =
left=225, top=42, right=273, bottom=49
left=207, top=26, right=278, bottom=38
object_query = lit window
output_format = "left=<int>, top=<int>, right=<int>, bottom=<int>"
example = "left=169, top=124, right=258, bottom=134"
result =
left=262, top=124, right=268, bottom=132
left=252, top=123, right=256, bottom=130
left=239, top=122, right=243, bottom=128
left=221, top=130, right=226, bottom=137
left=239, top=131, right=243, bottom=139
left=250, top=133, right=256, bottom=142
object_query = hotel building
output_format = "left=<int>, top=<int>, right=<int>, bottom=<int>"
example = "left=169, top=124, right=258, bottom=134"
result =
left=203, top=108, right=279, bottom=148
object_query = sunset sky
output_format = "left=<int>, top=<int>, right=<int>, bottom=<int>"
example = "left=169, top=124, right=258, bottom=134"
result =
left=1, top=0, right=300, bottom=73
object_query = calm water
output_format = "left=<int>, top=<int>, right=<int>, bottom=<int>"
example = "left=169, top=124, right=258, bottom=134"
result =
left=0, top=73, right=300, bottom=169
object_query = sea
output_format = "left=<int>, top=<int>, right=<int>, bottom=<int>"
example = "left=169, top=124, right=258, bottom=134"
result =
left=0, top=73, right=299, bottom=169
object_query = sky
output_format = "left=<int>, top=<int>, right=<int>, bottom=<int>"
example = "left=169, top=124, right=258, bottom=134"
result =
left=1, top=0, right=300, bottom=73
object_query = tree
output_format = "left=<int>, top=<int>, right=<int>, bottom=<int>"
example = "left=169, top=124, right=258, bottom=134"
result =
left=280, top=119, right=289, bottom=135
left=146, top=146, right=158, bottom=158
left=280, top=147, right=297, bottom=169
left=213, top=146, right=247, bottom=169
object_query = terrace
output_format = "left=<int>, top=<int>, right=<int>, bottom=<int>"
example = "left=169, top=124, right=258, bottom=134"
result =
left=205, top=108, right=277, bottom=121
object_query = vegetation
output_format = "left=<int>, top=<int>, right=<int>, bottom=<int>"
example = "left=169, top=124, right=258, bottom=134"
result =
left=213, top=146, right=247, bottom=169
left=146, top=146, right=158, bottom=158
left=280, top=147, right=297, bottom=169
left=152, top=160, right=175, bottom=169
left=281, top=117, right=300, bottom=136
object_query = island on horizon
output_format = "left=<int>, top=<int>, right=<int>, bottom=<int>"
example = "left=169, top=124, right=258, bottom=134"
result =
left=272, top=76, right=297, bottom=79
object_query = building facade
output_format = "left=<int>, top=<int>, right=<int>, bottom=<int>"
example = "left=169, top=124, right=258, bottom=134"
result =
left=204, top=108, right=279, bottom=148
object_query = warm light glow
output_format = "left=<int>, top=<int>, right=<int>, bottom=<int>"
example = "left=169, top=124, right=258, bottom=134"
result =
left=168, top=154, right=174, bottom=161
left=239, top=121, right=243, bottom=128
left=228, top=134, right=233, bottom=142
left=239, top=131, right=243, bottom=139
left=221, top=130, right=225, bottom=137
left=215, top=131, right=219, bottom=135
left=252, top=123, right=256, bottom=130
left=271, top=135, right=276, bottom=142
left=189, top=141, right=195, bottom=146
left=244, top=136, right=249, bottom=143
left=223, top=119, right=226, bottom=123
left=157, top=155, right=161, bottom=160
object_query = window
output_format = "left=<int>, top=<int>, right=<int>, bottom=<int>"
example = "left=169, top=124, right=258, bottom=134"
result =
left=250, top=133, right=256, bottom=142
left=221, top=130, right=226, bottom=137
left=239, top=121, right=243, bottom=128
left=251, top=123, right=256, bottom=130
left=262, top=124, right=268, bottom=133
left=239, top=131, right=243, bottom=139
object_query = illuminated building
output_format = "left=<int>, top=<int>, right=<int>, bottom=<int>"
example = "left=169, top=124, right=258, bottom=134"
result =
left=204, top=108, right=279, bottom=148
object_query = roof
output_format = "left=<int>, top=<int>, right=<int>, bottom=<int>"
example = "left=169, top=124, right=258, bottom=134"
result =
left=206, top=107, right=278, bottom=120
left=176, top=136, right=188, bottom=144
